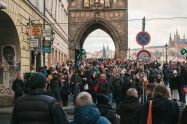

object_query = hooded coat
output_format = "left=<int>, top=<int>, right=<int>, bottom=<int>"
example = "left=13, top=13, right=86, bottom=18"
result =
left=116, top=96, right=142, bottom=124
left=96, top=104, right=117, bottom=124
left=69, top=104, right=111, bottom=124
left=170, top=75, right=180, bottom=90
left=140, top=97, right=180, bottom=124
left=179, top=66, right=187, bottom=85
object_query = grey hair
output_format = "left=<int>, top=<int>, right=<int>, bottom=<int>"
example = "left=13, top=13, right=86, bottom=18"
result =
left=126, top=88, right=137, bottom=96
left=76, top=92, right=93, bottom=106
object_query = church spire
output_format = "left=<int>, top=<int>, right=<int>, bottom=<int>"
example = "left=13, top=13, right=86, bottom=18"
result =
left=176, top=29, right=179, bottom=36
left=184, top=33, right=185, bottom=40
left=169, top=33, right=173, bottom=46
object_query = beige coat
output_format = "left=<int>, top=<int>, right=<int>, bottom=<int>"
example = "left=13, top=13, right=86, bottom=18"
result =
left=154, top=79, right=164, bottom=86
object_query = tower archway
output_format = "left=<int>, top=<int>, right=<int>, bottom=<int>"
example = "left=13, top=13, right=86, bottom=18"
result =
left=68, top=0, right=128, bottom=59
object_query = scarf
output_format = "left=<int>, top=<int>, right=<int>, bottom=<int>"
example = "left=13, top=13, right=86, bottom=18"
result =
left=99, top=79, right=105, bottom=84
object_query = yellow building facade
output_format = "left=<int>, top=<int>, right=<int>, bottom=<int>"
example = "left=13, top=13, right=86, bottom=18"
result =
left=0, top=0, right=69, bottom=107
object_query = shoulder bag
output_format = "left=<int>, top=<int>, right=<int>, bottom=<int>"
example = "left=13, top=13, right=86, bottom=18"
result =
left=147, top=100, right=153, bottom=124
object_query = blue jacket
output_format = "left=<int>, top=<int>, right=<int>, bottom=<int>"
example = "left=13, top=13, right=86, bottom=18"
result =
left=69, top=104, right=111, bottom=124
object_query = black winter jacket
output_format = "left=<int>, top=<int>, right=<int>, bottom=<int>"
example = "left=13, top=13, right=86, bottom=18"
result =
left=140, top=97, right=180, bottom=124
left=113, top=78, right=123, bottom=93
left=170, top=76, right=180, bottom=90
left=70, top=74, right=82, bottom=89
left=96, top=79, right=109, bottom=95
left=179, top=67, right=187, bottom=85
left=96, top=104, right=117, bottom=124
left=50, top=78, right=62, bottom=92
left=117, top=96, right=142, bottom=124
left=106, top=75, right=115, bottom=93
left=10, top=88, right=69, bottom=124
left=12, top=79, right=24, bottom=95
left=60, top=79, right=69, bottom=95
left=88, top=77, right=97, bottom=95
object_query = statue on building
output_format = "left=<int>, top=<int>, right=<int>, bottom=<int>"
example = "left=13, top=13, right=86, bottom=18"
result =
left=105, top=0, right=111, bottom=7
left=90, top=0, right=94, bottom=5
left=84, top=0, right=90, bottom=8
left=95, top=0, right=99, bottom=3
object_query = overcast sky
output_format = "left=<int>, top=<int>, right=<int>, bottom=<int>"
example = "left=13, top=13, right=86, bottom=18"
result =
left=83, top=0, right=187, bottom=52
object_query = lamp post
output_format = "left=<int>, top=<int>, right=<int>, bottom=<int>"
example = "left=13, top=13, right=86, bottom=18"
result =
left=126, top=47, right=131, bottom=60
left=33, top=48, right=39, bottom=72
left=165, top=43, right=168, bottom=64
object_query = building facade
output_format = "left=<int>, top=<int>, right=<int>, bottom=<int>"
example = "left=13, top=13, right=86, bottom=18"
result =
left=0, top=0, right=69, bottom=107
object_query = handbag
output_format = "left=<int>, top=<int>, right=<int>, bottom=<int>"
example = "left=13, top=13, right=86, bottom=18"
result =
left=147, top=100, right=153, bottom=124
left=84, top=84, right=89, bottom=90
left=94, top=84, right=98, bottom=92
left=183, top=87, right=187, bottom=94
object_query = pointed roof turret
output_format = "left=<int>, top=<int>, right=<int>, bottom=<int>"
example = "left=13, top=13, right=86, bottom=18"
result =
left=184, top=33, right=185, bottom=40
left=169, top=33, right=173, bottom=46
left=176, top=29, right=179, bottom=36
left=107, top=45, right=109, bottom=50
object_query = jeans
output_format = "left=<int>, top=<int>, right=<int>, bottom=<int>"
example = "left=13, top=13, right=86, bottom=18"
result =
left=51, top=92, right=60, bottom=102
left=108, top=93, right=113, bottom=105
left=179, top=85, right=186, bottom=103
left=164, top=80, right=169, bottom=87
left=114, top=92, right=121, bottom=107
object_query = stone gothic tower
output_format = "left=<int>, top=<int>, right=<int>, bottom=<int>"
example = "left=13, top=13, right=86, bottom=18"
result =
left=68, top=0, right=128, bottom=59
left=173, top=29, right=180, bottom=46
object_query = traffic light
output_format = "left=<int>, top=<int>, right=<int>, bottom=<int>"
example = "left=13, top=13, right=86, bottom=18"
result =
left=181, top=49, right=187, bottom=55
left=81, top=49, right=86, bottom=55
left=75, top=49, right=81, bottom=60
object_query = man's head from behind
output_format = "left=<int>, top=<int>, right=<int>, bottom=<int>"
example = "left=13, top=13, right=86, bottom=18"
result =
left=29, top=72, right=47, bottom=90
left=76, top=92, right=93, bottom=106
left=126, top=88, right=138, bottom=98
left=146, top=83, right=155, bottom=96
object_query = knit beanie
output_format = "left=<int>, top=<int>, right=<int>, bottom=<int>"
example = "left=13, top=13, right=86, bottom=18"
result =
left=96, top=94, right=109, bottom=105
left=29, top=72, right=47, bottom=89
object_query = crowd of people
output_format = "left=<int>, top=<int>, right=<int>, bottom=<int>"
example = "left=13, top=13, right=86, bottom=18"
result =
left=11, top=58, right=187, bottom=124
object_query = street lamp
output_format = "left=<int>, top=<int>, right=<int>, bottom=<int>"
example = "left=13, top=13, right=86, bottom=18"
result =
left=33, top=48, right=39, bottom=72
left=165, top=43, right=168, bottom=64
left=126, top=47, right=131, bottom=60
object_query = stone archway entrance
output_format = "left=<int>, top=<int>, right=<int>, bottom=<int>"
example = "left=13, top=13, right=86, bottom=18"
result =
left=68, top=0, right=128, bottom=59
left=0, top=10, right=20, bottom=106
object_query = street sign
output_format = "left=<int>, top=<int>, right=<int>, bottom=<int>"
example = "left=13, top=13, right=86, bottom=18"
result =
left=137, top=50, right=151, bottom=62
left=42, top=46, right=52, bottom=53
left=136, top=31, right=151, bottom=46
left=43, top=40, right=51, bottom=47
left=31, top=24, right=41, bottom=36
left=42, top=29, right=52, bottom=37
left=30, top=39, right=39, bottom=48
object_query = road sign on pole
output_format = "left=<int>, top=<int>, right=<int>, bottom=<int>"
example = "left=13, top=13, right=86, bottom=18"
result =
left=136, top=31, right=151, bottom=46
left=137, top=50, right=151, bottom=63
left=30, top=38, right=39, bottom=48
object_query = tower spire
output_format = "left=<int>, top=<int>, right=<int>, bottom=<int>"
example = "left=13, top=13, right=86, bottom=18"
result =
left=169, top=33, right=172, bottom=46
left=184, top=33, right=185, bottom=40
left=176, top=29, right=178, bottom=36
